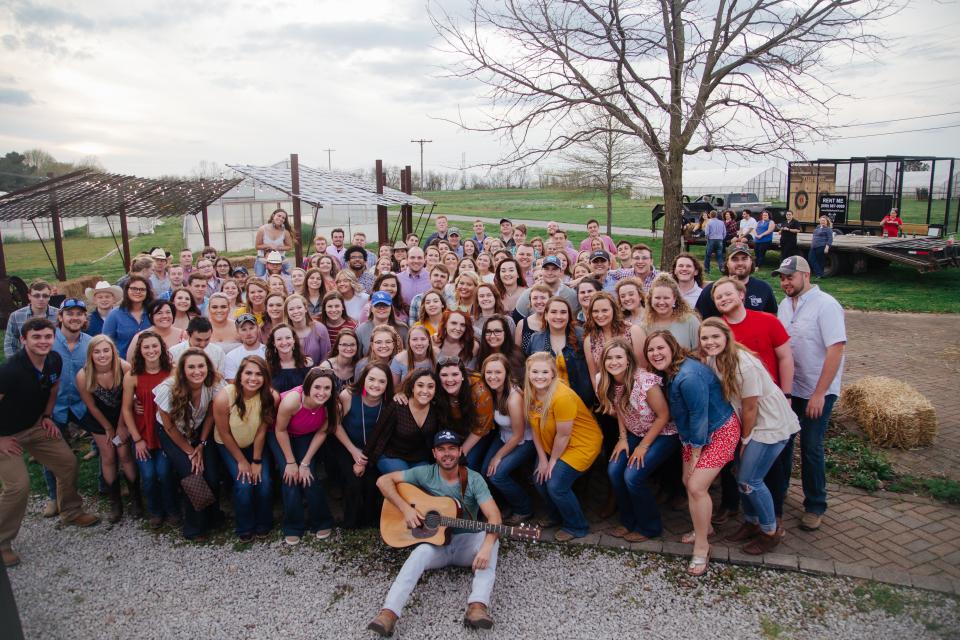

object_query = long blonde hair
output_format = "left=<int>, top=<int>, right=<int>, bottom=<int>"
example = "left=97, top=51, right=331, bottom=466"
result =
left=523, top=352, right=560, bottom=425
left=699, top=317, right=744, bottom=402
left=595, top=338, right=636, bottom=416
left=83, top=335, right=123, bottom=392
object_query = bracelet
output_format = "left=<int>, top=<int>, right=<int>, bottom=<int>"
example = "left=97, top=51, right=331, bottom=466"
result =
left=783, top=392, right=792, bottom=399
left=199, top=440, right=207, bottom=447
left=299, top=461, right=310, bottom=467
left=42, top=414, right=53, bottom=421
left=133, top=438, right=143, bottom=444
left=252, top=458, right=262, bottom=464
left=285, top=462, right=297, bottom=466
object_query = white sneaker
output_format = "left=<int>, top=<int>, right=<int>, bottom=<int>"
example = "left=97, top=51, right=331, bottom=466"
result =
left=315, top=529, right=332, bottom=541
left=284, top=536, right=301, bottom=547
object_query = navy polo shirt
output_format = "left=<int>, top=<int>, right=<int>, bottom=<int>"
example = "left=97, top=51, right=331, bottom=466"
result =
left=0, top=349, right=63, bottom=436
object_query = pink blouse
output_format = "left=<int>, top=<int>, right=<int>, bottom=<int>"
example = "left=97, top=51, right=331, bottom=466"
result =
left=612, top=370, right=677, bottom=438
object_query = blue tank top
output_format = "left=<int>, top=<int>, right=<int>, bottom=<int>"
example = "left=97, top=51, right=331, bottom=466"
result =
left=342, top=394, right=383, bottom=448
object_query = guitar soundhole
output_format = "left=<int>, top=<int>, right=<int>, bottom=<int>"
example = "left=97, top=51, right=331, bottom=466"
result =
left=412, top=511, right=441, bottom=539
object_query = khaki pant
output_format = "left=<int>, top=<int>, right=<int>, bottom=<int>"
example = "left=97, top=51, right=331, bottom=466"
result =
left=0, top=425, right=84, bottom=549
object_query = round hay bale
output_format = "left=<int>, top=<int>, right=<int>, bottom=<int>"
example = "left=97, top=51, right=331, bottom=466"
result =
left=837, top=376, right=937, bottom=449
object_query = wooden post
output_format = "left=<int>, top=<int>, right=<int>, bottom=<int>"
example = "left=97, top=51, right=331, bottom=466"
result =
left=118, top=199, right=131, bottom=272
left=402, top=165, right=413, bottom=237
left=47, top=172, right=66, bottom=281
left=290, top=153, right=304, bottom=267
left=376, top=159, right=388, bottom=246
left=201, top=202, right=211, bottom=246
left=0, top=228, right=6, bottom=279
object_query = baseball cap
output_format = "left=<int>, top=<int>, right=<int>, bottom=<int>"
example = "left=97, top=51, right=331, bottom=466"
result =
left=727, top=243, right=753, bottom=258
left=371, top=291, right=393, bottom=307
left=61, top=298, right=87, bottom=311
left=232, top=266, right=248, bottom=276
left=433, top=430, right=463, bottom=447
left=235, top=313, right=258, bottom=327
left=448, top=227, right=461, bottom=237
left=542, top=255, right=562, bottom=269
left=773, top=255, right=812, bottom=276
left=590, top=250, right=611, bottom=262
left=499, top=218, right=511, bottom=225
left=266, top=251, right=283, bottom=264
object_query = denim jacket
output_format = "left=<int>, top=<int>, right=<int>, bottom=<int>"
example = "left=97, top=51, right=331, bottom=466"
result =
left=527, top=327, right=596, bottom=408
left=664, top=358, right=733, bottom=448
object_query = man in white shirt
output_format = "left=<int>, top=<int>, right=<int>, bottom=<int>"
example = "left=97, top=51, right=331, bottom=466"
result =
left=739, top=211, right=758, bottom=241
left=774, top=256, right=846, bottom=533
left=221, top=314, right=266, bottom=382
left=327, top=228, right=347, bottom=266
left=512, top=256, right=579, bottom=318
left=168, top=317, right=225, bottom=373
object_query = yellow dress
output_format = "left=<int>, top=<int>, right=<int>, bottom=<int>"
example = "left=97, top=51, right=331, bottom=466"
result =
left=529, top=382, right=601, bottom=472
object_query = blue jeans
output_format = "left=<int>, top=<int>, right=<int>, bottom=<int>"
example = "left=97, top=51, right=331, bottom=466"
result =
left=217, top=444, right=274, bottom=537
left=376, top=456, right=430, bottom=475
left=158, top=429, right=224, bottom=540
left=808, top=246, right=826, bottom=277
left=137, top=447, right=177, bottom=518
left=607, top=433, right=679, bottom=537
left=280, top=433, right=334, bottom=536
left=534, top=458, right=589, bottom=537
left=778, top=395, right=837, bottom=516
left=704, top=239, right=725, bottom=273
left=738, top=438, right=788, bottom=533
left=755, top=242, right=771, bottom=268
left=483, top=438, right=536, bottom=516
left=464, top=432, right=495, bottom=472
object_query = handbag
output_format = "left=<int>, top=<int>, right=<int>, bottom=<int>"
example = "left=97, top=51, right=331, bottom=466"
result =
left=180, top=473, right=215, bottom=511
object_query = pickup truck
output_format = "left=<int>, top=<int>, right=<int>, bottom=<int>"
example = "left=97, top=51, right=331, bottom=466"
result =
left=651, top=193, right=786, bottom=228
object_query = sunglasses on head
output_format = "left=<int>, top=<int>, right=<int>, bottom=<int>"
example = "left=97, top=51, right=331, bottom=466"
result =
left=61, top=298, right=86, bottom=310
left=437, top=355, right=460, bottom=366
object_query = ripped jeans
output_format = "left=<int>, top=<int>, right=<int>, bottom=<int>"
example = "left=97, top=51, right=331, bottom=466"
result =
left=737, top=438, right=788, bottom=534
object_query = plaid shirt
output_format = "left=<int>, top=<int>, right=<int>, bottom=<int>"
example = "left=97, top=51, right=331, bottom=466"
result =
left=4, top=304, right=60, bottom=358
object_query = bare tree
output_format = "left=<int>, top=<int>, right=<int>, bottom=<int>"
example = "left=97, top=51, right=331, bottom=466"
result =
left=563, top=107, right=651, bottom=235
left=431, top=0, right=896, bottom=267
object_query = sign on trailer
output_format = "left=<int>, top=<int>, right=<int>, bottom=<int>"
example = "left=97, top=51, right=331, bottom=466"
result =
left=819, top=193, right=847, bottom=224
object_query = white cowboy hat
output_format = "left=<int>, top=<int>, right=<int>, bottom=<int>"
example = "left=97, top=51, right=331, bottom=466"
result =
left=84, top=280, right=123, bottom=306
left=266, top=250, right=284, bottom=264
left=149, top=248, right=169, bottom=260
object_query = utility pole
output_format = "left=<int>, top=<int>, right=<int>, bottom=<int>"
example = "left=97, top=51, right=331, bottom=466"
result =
left=410, top=138, right=432, bottom=191
left=322, top=148, right=335, bottom=170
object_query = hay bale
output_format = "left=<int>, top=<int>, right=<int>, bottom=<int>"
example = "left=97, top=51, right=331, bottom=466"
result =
left=837, top=376, right=938, bottom=449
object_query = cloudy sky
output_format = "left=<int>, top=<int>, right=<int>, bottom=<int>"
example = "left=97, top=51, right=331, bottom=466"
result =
left=1, top=0, right=958, bottom=179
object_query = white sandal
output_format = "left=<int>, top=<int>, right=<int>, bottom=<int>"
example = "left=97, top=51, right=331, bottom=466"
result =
left=687, top=547, right=711, bottom=577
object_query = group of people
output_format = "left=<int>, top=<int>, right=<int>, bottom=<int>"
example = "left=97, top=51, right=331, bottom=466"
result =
left=0, top=209, right=846, bottom=635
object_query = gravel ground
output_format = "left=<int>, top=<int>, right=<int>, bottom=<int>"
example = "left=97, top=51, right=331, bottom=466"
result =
left=9, top=505, right=959, bottom=640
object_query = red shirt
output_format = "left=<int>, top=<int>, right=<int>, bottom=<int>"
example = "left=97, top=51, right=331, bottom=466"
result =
left=882, top=216, right=903, bottom=237
left=723, top=310, right=789, bottom=386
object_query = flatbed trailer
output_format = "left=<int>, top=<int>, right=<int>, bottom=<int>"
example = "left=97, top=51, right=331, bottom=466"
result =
left=684, top=232, right=959, bottom=276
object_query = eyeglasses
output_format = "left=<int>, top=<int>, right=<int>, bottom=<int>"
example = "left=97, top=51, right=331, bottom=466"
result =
left=485, top=328, right=504, bottom=336
left=128, top=287, right=147, bottom=293
left=30, top=292, right=51, bottom=299
left=438, top=355, right=460, bottom=366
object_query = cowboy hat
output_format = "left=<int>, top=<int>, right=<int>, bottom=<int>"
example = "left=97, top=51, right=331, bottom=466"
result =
left=84, top=280, right=123, bottom=306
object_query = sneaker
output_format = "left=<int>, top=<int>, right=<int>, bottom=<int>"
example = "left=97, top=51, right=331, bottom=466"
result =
left=41, top=500, right=59, bottom=518
left=63, top=512, right=100, bottom=528
left=799, top=512, right=822, bottom=531
left=367, top=609, right=398, bottom=637
left=284, top=536, right=301, bottom=547
left=315, top=529, right=332, bottom=541
left=463, top=602, right=494, bottom=630
left=1, top=548, right=21, bottom=568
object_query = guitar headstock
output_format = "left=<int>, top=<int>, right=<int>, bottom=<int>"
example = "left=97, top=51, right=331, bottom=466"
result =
left=512, top=522, right=542, bottom=541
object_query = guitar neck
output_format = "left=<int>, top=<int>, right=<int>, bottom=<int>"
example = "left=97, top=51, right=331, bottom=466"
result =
left=436, top=516, right=520, bottom=538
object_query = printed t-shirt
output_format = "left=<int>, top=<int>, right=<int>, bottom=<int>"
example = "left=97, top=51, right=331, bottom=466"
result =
left=403, top=464, right=492, bottom=533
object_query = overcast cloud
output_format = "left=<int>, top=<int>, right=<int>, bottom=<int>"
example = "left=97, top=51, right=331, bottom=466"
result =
left=0, top=0, right=958, bottom=178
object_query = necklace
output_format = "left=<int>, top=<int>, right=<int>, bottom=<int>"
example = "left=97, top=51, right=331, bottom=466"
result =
left=360, top=397, right=382, bottom=446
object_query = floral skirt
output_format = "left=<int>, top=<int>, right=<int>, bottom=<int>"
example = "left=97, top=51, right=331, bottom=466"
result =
left=681, top=412, right=741, bottom=470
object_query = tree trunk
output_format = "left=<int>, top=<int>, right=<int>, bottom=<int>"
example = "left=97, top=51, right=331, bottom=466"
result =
left=606, top=186, right=613, bottom=237
left=660, top=162, right=684, bottom=271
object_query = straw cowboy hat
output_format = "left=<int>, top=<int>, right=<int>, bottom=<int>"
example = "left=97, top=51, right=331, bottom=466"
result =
left=85, top=281, right=123, bottom=306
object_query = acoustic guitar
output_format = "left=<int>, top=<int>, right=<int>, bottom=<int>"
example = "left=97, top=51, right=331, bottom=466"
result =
left=380, top=482, right=541, bottom=548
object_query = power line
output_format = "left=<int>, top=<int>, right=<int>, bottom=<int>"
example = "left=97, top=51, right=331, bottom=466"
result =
left=322, top=148, right=335, bottom=170
left=829, top=110, right=960, bottom=129
left=410, top=139, right=432, bottom=191
left=829, top=122, right=960, bottom=140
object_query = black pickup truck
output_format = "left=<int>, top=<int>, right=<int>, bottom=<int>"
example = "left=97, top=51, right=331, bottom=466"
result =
left=651, top=193, right=787, bottom=229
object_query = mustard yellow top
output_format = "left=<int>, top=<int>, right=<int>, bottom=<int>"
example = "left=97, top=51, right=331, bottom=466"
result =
left=529, top=382, right=602, bottom=472
left=214, top=384, right=263, bottom=448
left=233, top=307, right=264, bottom=326
left=413, top=320, right=438, bottom=337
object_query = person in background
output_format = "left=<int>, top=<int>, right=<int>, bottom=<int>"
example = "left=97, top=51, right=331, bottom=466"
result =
left=222, top=314, right=266, bottom=382
left=179, top=248, right=194, bottom=277
left=84, top=280, right=122, bottom=336
left=778, top=210, right=801, bottom=259
left=578, top=218, right=617, bottom=255
left=195, top=258, right=220, bottom=298
left=448, top=228, right=465, bottom=258
left=695, top=245, right=777, bottom=319
left=493, top=258, right=527, bottom=314
left=171, top=288, right=200, bottom=331
left=462, top=238, right=480, bottom=260
left=753, top=211, right=775, bottom=269
left=643, top=275, right=701, bottom=351
left=5, top=279, right=60, bottom=357
left=201, top=246, right=218, bottom=262
left=646, top=330, right=739, bottom=577
left=116, top=255, right=155, bottom=290
left=264, top=251, right=293, bottom=294
left=214, top=257, right=233, bottom=288
left=103, top=275, right=153, bottom=358
left=76, top=335, right=137, bottom=523
left=317, top=328, right=361, bottom=394
left=738, top=210, right=758, bottom=243
left=423, top=215, right=450, bottom=248
left=406, top=259, right=445, bottom=322
left=232, top=266, right=249, bottom=295
left=498, top=218, right=516, bottom=250
left=187, top=271, right=210, bottom=314
left=598, top=338, right=676, bottom=543
left=160, top=264, right=185, bottom=301
left=698, top=318, right=799, bottom=555
left=169, top=316, right=226, bottom=372
left=254, top=208, right=294, bottom=276
left=808, top=215, right=834, bottom=278
left=615, top=278, right=645, bottom=327
left=212, top=355, right=276, bottom=542
left=881, top=208, right=904, bottom=238
left=472, top=219, right=489, bottom=246
left=155, top=348, right=225, bottom=541
left=703, top=211, right=727, bottom=274
left=511, top=224, right=528, bottom=250
left=0, top=317, right=101, bottom=567
left=352, top=231, right=377, bottom=269
left=47, top=299, right=92, bottom=518
left=125, top=300, right=186, bottom=361
left=336, top=270, right=370, bottom=324
left=722, top=210, right=739, bottom=242
left=327, top=228, right=347, bottom=266
left=671, top=253, right=704, bottom=309
left=414, top=290, right=447, bottom=337
left=615, top=240, right=633, bottom=269
left=273, top=368, right=339, bottom=546
left=525, top=352, right=602, bottom=543
left=122, top=330, right=177, bottom=529
left=373, top=273, right=410, bottom=325
left=514, top=243, right=536, bottom=284
left=775, top=256, right=846, bottom=532
left=149, top=248, right=172, bottom=298
left=235, top=277, right=269, bottom=325
left=318, top=291, right=357, bottom=346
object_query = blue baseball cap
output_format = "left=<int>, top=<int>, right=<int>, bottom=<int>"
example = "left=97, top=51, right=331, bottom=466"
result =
left=433, top=430, right=463, bottom=447
left=542, top=255, right=562, bottom=269
left=371, top=291, right=393, bottom=306
left=590, top=250, right=611, bottom=262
